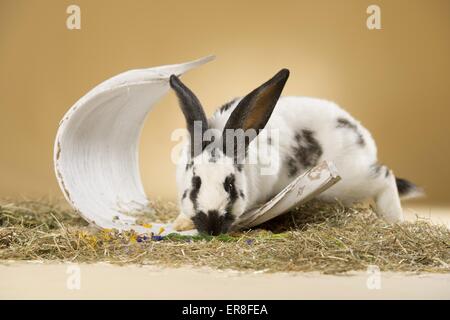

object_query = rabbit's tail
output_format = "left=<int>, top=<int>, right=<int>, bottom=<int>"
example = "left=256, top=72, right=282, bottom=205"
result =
left=395, top=177, right=424, bottom=200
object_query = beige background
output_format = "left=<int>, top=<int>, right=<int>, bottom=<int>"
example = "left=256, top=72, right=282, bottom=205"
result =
left=0, top=0, right=449, bottom=204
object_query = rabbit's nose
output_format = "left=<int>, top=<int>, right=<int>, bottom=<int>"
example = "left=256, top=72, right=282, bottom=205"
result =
left=192, top=210, right=233, bottom=236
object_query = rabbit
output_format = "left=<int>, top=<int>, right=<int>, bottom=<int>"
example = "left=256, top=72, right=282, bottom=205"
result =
left=169, top=69, right=423, bottom=235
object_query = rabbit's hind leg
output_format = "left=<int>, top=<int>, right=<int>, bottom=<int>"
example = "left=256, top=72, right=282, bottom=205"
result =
left=371, top=165, right=404, bottom=223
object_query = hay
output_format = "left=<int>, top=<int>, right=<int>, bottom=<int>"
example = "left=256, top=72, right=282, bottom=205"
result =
left=0, top=198, right=449, bottom=274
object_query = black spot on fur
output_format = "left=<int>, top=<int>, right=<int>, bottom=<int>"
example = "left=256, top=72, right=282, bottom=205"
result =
left=371, top=163, right=393, bottom=179
left=239, top=189, right=245, bottom=199
left=385, top=167, right=391, bottom=177
left=219, top=98, right=237, bottom=113
left=371, top=162, right=383, bottom=176
left=181, top=190, right=188, bottom=200
left=300, top=130, right=323, bottom=166
left=192, top=210, right=235, bottom=236
left=185, top=161, right=193, bottom=171
left=336, top=118, right=365, bottom=146
left=267, top=137, right=272, bottom=145
left=286, top=129, right=323, bottom=178
left=189, top=175, right=201, bottom=209
left=191, top=211, right=207, bottom=233
left=208, top=148, right=220, bottom=163
left=235, top=164, right=243, bottom=172
left=371, top=162, right=391, bottom=178
left=286, top=157, right=299, bottom=177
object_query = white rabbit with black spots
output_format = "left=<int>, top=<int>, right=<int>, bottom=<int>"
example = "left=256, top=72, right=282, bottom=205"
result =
left=169, top=69, right=422, bottom=235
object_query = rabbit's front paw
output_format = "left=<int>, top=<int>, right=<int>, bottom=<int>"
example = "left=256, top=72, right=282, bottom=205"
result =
left=173, top=213, right=195, bottom=231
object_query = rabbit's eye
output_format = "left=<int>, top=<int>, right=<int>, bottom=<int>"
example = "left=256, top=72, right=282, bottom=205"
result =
left=223, top=176, right=234, bottom=192
left=223, top=174, right=238, bottom=201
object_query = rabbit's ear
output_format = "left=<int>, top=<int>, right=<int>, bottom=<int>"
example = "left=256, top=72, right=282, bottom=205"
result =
left=170, top=75, right=209, bottom=157
left=222, top=69, right=289, bottom=159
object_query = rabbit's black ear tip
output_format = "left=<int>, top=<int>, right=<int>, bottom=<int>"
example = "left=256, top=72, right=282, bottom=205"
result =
left=169, top=74, right=179, bottom=88
left=278, top=68, right=290, bottom=79
left=271, top=69, right=289, bottom=86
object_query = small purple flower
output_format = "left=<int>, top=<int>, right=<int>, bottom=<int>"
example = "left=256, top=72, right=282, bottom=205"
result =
left=151, top=235, right=164, bottom=241
left=137, top=235, right=149, bottom=243
left=245, top=239, right=254, bottom=245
